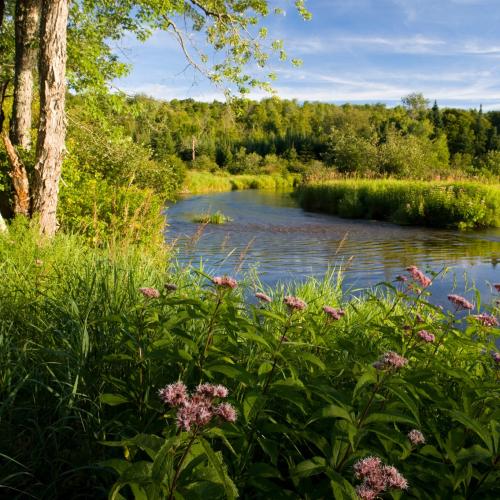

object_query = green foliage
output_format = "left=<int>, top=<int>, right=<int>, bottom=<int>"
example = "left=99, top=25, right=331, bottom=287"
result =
left=296, top=179, right=500, bottom=229
left=193, top=211, right=233, bottom=224
left=0, top=224, right=499, bottom=498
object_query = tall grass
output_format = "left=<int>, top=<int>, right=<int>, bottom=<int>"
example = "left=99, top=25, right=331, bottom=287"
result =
left=183, top=171, right=298, bottom=194
left=296, top=179, right=500, bottom=229
left=1, top=221, right=499, bottom=498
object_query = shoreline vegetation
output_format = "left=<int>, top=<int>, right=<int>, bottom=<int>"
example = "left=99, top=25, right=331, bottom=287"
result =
left=181, top=170, right=299, bottom=194
left=181, top=172, right=500, bottom=230
left=296, top=179, right=500, bottom=230
left=0, top=224, right=499, bottom=498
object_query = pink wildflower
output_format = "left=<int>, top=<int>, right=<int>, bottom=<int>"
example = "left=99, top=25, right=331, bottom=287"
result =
left=473, top=313, right=498, bottom=327
left=355, top=485, right=378, bottom=500
left=354, top=457, right=408, bottom=498
left=176, top=399, right=213, bottom=431
left=323, top=306, right=346, bottom=320
left=255, top=292, right=272, bottom=303
left=158, top=382, right=188, bottom=407
left=139, top=287, right=160, bottom=299
left=215, top=402, right=237, bottom=423
left=492, top=352, right=500, bottom=363
left=494, top=284, right=500, bottom=292
left=284, top=296, right=307, bottom=311
left=408, top=429, right=426, bottom=446
left=418, top=330, right=435, bottom=343
left=447, top=294, right=474, bottom=310
left=212, top=276, right=238, bottom=289
left=382, top=465, right=408, bottom=490
left=373, top=351, right=408, bottom=370
left=396, top=275, right=408, bottom=283
left=407, top=266, right=432, bottom=288
left=354, top=457, right=382, bottom=480
left=196, top=383, right=229, bottom=398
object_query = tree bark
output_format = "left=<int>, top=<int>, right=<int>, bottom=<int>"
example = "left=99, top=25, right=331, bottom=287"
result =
left=10, top=0, right=41, bottom=150
left=32, top=0, right=68, bottom=236
left=2, top=132, right=30, bottom=215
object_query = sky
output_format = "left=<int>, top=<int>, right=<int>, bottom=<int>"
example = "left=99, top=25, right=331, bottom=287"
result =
left=114, top=0, right=500, bottom=109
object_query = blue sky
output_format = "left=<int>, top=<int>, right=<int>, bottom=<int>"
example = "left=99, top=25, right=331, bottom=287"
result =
left=114, top=0, right=500, bottom=109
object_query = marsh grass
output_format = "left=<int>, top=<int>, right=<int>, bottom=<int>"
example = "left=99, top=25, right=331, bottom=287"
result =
left=183, top=171, right=298, bottom=194
left=192, top=211, right=233, bottom=224
left=296, top=179, right=500, bottom=229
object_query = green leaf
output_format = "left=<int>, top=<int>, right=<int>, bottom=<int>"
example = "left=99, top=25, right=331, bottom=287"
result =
left=308, top=404, right=353, bottom=425
left=292, top=457, right=326, bottom=478
left=450, top=411, right=493, bottom=453
left=353, top=370, right=377, bottom=400
left=205, top=363, right=254, bottom=385
left=199, top=437, right=238, bottom=500
left=100, top=393, right=130, bottom=406
left=364, top=412, right=417, bottom=426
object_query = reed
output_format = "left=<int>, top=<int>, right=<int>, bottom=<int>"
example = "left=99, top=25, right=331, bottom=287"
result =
left=296, top=179, right=500, bottom=229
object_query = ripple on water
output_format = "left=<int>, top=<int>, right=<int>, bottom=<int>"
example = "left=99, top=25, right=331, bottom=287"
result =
left=166, top=190, right=500, bottom=302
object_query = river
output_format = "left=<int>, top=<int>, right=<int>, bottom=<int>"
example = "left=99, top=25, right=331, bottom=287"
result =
left=166, top=190, right=500, bottom=304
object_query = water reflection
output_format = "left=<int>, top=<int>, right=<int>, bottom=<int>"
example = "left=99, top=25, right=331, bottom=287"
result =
left=165, top=190, right=500, bottom=302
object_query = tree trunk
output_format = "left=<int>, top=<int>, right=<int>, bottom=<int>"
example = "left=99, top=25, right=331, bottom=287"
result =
left=10, top=0, right=40, bottom=150
left=32, top=0, right=68, bottom=236
left=2, top=132, right=30, bottom=215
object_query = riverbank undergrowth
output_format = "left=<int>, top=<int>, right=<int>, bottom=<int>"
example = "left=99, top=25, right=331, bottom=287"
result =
left=0, top=223, right=499, bottom=499
left=296, top=179, right=500, bottom=230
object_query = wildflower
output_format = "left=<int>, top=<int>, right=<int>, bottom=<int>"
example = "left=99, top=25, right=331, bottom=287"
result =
left=164, top=283, right=178, bottom=292
left=494, top=284, right=500, bottom=292
left=255, top=292, right=272, bottom=303
left=35, top=259, right=43, bottom=267
left=418, top=330, right=435, bottom=343
left=396, top=275, right=408, bottom=283
left=473, top=313, right=498, bottom=327
left=196, top=383, right=228, bottom=398
left=354, top=457, right=408, bottom=498
left=448, top=294, right=474, bottom=310
left=215, top=402, right=237, bottom=423
left=355, top=485, right=377, bottom=500
left=323, top=306, right=346, bottom=320
left=160, top=382, right=236, bottom=432
left=373, top=351, right=408, bottom=371
left=159, top=382, right=188, bottom=407
left=139, top=287, right=160, bottom=298
left=382, top=465, right=408, bottom=490
left=408, top=429, right=426, bottom=446
left=492, top=352, right=500, bottom=363
left=284, top=295, right=307, bottom=311
left=212, top=276, right=238, bottom=289
left=407, top=265, right=432, bottom=288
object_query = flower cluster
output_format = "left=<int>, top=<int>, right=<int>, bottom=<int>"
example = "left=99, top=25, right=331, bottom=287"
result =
left=418, top=330, right=435, bottom=343
left=407, top=266, right=432, bottom=288
left=447, top=294, right=474, bottom=310
left=284, top=296, right=307, bottom=311
left=323, top=306, right=346, bottom=320
left=473, top=313, right=498, bottom=327
left=212, top=276, right=238, bottom=289
left=373, top=351, right=408, bottom=371
left=354, top=456, right=408, bottom=499
left=159, top=382, right=237, bottom=432
left=255, top=292, right=272, bottom=303
left=139, top=287, right=160, bottom=299
left=408, top=429, right=426, bottom=445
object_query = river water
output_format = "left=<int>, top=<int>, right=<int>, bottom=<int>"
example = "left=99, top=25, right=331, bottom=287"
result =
left=165, top=190, right=500, bottom=304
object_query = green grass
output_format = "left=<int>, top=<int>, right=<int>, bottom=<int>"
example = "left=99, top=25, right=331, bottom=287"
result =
left=296, top=179, right=500, bottom=229
left=183, top=171, right=298, bottom=194
left=1, top=221, right=499, bottom=498
left=192, top=211, right=233, bottom=224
